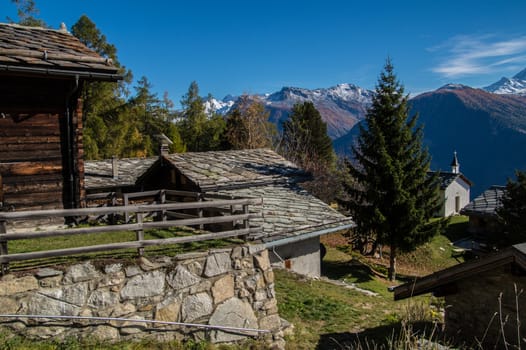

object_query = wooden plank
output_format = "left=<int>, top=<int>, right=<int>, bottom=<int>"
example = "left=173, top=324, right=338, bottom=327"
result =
left=0, top=227, right=261, bottom=264
left=165, top=211, right=198, bottom=220
left=0, top=128, right=61, bottom=137
left=0, top=198, right=263, bottom=221
left=0, top=220, right=8, bottom=273
left=0, top=150, right=61, bottom=162
left=1, top=213, right=259, bottom=241
left=125, top=190, right=161, bottom=199
left=5, top=191, right=63, bottom=205
left=0, top=161, right=62, bottom=176
left=3, top=180, right=63, bottom=195
left=0, top=143, right=60, bottom=152
left=0, top=223, right=142, bottom=241
left=1, top=173, right=63, bottom=185
left=0, top=136, right=61, bottom=145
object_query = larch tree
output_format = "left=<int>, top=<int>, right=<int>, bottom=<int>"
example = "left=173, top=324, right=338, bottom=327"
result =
left=280, top=101, right=339, bottom=203
left=225, top=95, right=276, bottom=149
left=9, top=0, right=46, bottom=27
left=496, top=170, right=526, bottom=245
left=345, top=59, right=443, bottom=281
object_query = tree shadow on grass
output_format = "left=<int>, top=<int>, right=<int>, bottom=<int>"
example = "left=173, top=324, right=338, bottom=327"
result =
left=321, top=259, right=376, bottom=283
left=316, top=321, right=444, bottom=349
left=443, top=219, right=469, bottom=242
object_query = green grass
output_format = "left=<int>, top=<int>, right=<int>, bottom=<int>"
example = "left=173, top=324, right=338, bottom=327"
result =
left=8, top=226, right=243, bottom=271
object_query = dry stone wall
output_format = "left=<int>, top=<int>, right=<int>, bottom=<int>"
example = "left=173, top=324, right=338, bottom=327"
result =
left=0, top=245, right=285, bottom=348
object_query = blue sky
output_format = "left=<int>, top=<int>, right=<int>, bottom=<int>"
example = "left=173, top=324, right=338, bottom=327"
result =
left=4, top=0, right=526, bottom=105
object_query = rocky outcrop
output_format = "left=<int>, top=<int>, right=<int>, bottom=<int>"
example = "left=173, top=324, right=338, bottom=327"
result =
left=0, top=245, right=285, bottom=348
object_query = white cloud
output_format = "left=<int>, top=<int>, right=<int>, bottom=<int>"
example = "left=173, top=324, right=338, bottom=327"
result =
left=430, top=35, right=526, bottom=78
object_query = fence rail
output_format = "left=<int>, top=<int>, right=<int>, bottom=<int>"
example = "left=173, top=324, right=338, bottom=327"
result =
left=0, top=191, right=263, bottom=273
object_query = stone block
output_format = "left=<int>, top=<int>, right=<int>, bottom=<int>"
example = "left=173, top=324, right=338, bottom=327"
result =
left=155, top=299, right=181, bottom=322
left=121, top=271, right=165, bottom=300
left=97, top=271, right=125, bottom=289
left=0, top=297, right=19, bottom=314
left=39, top=282, right=89, bottom=306
left=209, top=297, right=258, bottom=343
left=259, top=314, right=281, bottom=331
left=204, top=253, right=232, bottom=277
left=88, top=289, right=120, bottom=308
left=36, top=268, right=63, bottom=278
left=63, top=262, right=101, bottom=283
left=212, top=275, right=234, bottom=305
left=88, top=325, right=120, bottom=341
left=253, top=249, right=271, bottom=271
left=104, top=263, right=123, bottom=274
left=0, top=275, right=38, bottom=296
left=181, top=292, right=213, bottom=322
left=167, top=265, right=201, bottom=289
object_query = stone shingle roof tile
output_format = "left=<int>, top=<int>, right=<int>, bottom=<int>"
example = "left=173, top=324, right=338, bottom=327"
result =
left=0, top=23, right=120, bottom=78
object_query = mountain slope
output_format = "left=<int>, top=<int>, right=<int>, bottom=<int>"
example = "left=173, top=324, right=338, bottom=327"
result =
left=335, top=84, right=526, bottom=197
left=207, top=84, right=373, bottom=139
left=408, top=85, right=526, bottom=195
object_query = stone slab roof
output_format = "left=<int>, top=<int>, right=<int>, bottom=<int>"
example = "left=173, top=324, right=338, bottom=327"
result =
left=393, top=243, right=526, bottom=300
left=429, top=171, right=473, bottom=189
left=84, top=157, right=158, bottom=190
left=0, top=23, right=120, bottom=80
left=162, top=149, right=309, bottom=191
left=461, top=185, right=505, bottom=217
left=213, top=183, right=353, bottom=241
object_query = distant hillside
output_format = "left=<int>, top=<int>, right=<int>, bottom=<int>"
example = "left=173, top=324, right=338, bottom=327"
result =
left=336, top=84, right=526, bottom=197
left=408, top=85, right=526, bottom=196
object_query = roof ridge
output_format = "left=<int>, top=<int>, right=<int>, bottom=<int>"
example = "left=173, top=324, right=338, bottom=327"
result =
left=0, top=22, right=70, bottom=34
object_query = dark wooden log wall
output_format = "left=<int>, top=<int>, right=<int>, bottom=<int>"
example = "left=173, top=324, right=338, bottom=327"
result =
left=0, top=75, right=84, bottom=211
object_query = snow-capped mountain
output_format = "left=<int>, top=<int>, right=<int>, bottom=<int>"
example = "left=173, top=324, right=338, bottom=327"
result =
left=205, top=83, right=373, bottom=139
left=484, top=68, right=526, bottom=95
left=203, top=96, right=236, bottom=115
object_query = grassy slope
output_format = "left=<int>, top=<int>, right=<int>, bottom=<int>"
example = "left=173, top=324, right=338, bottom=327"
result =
left=2, top=217, right=468, bottom=349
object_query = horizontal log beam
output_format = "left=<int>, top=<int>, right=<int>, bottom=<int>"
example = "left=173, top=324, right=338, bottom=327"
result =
left=0, top=198, right=263, bottom=220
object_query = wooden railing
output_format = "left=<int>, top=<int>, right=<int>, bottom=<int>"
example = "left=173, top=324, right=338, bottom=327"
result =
left=0, top=194, right=263, bottom=274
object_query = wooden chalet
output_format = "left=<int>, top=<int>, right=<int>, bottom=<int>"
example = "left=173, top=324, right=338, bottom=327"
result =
left=0, top=23, right=120, bottom=211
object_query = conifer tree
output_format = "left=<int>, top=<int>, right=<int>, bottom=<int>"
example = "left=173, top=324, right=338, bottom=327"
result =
left=346, top=59, right=442, bottom=281
left=178, top=82, right=226, bottom=152
left=281, top=101, right=334, bottom=168
left=497, top=170, right=526, bottom=245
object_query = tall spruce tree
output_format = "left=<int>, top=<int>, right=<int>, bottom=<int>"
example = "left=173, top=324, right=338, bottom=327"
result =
left=346, top=59, right=442, bottom=281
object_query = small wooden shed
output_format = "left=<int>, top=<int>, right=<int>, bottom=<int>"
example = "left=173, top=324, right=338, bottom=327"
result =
left=84, top=149, right=355, bottom=277
left=393, top=244, right=526, bottom=348
left=0, top=23, right=120, bottom=211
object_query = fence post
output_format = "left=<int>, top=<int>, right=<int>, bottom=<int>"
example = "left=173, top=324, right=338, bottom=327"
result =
left=159, top=190, right=166, bottom=222
left=241, top=204, right=249, bottom=241
left=124, top=194, right=130, bottom=223
left=136, top=212, right=144, bottom=256
left=110, top=192, right=117, bottom=224
left=198, top=193, right=204, bottom=230
left=0, top=220, right=8, bottom=274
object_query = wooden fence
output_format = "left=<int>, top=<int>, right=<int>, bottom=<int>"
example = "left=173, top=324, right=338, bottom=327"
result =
left=0, top=190, right=263, bottom=274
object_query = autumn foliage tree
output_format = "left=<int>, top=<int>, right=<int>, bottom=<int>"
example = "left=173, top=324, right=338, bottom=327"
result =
left=225, top=95, right=276, bottom=149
